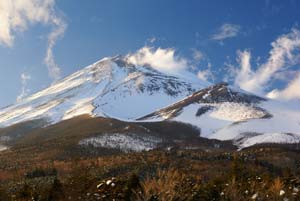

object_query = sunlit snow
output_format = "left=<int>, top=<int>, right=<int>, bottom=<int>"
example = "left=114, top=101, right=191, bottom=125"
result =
left=0, top=145, right=8, bottom=152
left=0, top=56, right=206, bottom=127
left=79, top=133, right=162, bottom=152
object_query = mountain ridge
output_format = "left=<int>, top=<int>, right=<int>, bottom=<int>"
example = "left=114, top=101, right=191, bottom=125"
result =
left=0, top=56, right=299, bottom=149
left=0, top=56, right=207, bottom=127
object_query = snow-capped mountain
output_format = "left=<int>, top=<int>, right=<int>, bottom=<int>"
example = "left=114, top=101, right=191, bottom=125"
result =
left=140, top=83, right=300, bottom=148
left=0, top=56, right=299, bottom=149
left=0, top=56, right=207, bottom=127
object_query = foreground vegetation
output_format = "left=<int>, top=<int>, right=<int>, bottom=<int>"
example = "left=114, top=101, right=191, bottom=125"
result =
left=1, top=146, right=300, bottom=200
left=1, top=116, right=300, bottom=200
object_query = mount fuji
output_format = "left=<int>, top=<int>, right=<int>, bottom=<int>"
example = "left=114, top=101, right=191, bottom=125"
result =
left=0, top=56, right=207, bottom=128
left=0, top=56, right=299, bottom=149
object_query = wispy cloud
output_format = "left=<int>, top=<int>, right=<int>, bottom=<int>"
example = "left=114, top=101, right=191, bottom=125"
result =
left=45, top=16, right=67, bottom=81
left=126, top=46, right=188, bottom=75
left=234, top=50, right=254, bottom=90
left=147, top=37, right=156, bottom=44
left=266, top=73, right=300, bottom=100
left=233, top=29, right=300, bottom=99
left=17, top=72, right=31, bottom=102
left=0, top=0, right=66, bottom=81
left=192, top=49, right=204, bottom=62
left=197, top=62, right=214, bottom=82
left=211, top=23, right=241, bottom=41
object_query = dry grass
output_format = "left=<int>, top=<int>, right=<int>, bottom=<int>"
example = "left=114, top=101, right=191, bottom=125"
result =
left=223, top=178, right=244, bottom=201
left=0, top=147, right=300, bottom=200
left=134, top=168, right=187, bottom=201
left=268, top=177, right=285, bottom=200
left=1, top=116, right=300, bottom=200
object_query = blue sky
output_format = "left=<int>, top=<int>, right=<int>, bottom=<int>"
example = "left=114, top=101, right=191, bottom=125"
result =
left=0, top=0, right=300, bottom=107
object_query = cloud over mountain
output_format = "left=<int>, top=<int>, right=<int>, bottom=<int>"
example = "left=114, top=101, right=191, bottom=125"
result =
left=233, top=29, right=300, bottom=100
left=126, top=46, right=188, bottom=75
left=267, top=73, right=300, bottom=100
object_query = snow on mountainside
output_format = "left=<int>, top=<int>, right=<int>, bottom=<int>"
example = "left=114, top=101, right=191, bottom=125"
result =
left=1, top=56, right=299, bottom=150
left=140, top=83, right=300, bottom=148
left=0, top=56, right=207, bottom=128
left=79, top=133, right=162, bottom=152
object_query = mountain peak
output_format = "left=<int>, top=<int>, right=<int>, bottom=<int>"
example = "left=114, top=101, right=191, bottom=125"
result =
left=0, top=56, right=206, bottom=127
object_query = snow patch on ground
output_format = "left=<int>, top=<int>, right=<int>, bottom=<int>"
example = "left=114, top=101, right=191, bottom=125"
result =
left=0, top=145, right=8, bottom=152
left=235, top=133, right=300, bottom=148
left=0, top=106, right=32, bottom=124
left=0, top=136, right=11, bottom=142
left=63, top=98, right=95, bottom=120
left=170, top=99, right=300, bottom=148
left=95, top=92, right=184, bottom=120
left=210, top=100, right=300, bottom=141
left=209, top=102, right=266, bottom=122
left=79, top=133, right=162, bottom=152
left=173, top=103, right=229, bottom=137
left=173, top=102, right=269, bottom=137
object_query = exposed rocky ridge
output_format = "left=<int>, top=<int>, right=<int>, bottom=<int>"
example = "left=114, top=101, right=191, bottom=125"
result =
left=138, top=82, right=268, bottom=120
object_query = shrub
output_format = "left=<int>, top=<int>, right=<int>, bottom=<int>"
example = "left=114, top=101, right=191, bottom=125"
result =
left=268, top=177, right=285, bottom=200
left=25, top=168, right=57, bottom=179
left=16, top=182, right=31, bottom=199
left=46, top=177, right=64, bottom=201
left=134, top=168, right=186, bottom=201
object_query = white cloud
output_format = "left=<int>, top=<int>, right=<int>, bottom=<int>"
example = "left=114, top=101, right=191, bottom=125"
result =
left=0, top=0, right=66, bottom=81
left=45, top=16, right=66, bottom=81
left=197, top=62, right=214, bottom=82
left=17, top=72, right=31, bottom=102
left=192, top=49, right=204, bottom=62
left=266, top=73, right=300, bottom=100
left=0, top=0, right=52, bottom=46
left=234, top=50, right=255, bottom=91
left=211, top=23, right=240, bottom=41
left=233, top=29, right=300, bottom=96
left=126, top=46, right=188, bottom=75
left=147, top=37, right=156, bottom=44
left=272, top=70, right=298, bottom=81
left=197, top=70, right=210, bottom=82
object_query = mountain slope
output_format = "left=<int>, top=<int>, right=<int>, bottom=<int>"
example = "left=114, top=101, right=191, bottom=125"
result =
left=0, top=56, right=207, bottom=127
left=1, top=56, right=299, bottom=150
left=140, top=83, right=300, bottom=148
